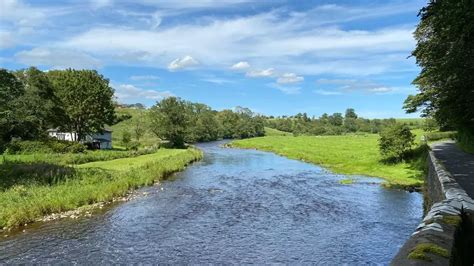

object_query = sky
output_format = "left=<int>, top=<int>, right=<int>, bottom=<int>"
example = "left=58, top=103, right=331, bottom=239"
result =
left=0, top=0, right=427, bottom=118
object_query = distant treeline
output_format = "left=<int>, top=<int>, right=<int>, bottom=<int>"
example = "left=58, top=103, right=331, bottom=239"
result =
left=264, top=109, right=430, bottom=136
left=148, top=97, right=265, bottom=147
left=0, top=67, right=265, bottom=151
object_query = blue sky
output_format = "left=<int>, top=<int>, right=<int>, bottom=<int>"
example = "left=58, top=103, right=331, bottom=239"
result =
left=0, top=0, right=426, bottom=118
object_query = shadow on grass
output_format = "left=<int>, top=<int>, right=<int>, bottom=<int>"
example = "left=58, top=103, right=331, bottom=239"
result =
left=0, top=162, right=75, bottom=191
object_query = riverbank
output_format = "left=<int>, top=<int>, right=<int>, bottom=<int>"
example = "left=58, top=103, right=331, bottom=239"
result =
left=230, top=135, right=425, bottom=188
left=0, top=148, right=202, bottom=231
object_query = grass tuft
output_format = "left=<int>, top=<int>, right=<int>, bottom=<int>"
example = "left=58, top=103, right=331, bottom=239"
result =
left=407, top=243, right=449, bottom=261
left=442, top=215, right=462, bottom=226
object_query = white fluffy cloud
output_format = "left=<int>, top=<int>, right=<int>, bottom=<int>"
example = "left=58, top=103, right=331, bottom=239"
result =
left=15, top=47, right=101, bottom=69
left=277, top=73, right=304, bottom=84
left=114, top=84, right=173, bottom=103
left=231, top=61, right=250, bottom=70
left=168, top=55, right=199, bottom=71
left=246, top=68, right=274, bottom=78
left=59, top=6, right=415, bottom=76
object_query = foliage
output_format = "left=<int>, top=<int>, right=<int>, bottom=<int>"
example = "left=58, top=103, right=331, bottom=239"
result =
left=231, top=134, right=424, bottom=187
left=133, top=112, right=146, bottom=142
left=149, top=97, right=189, bottom=148
left=121, top=131, right=132, bottom=148
left=149, top=97, right=265, bottom=147
left=0, top=67, right=64, bottom=151
left=266, top=109, right=398, bottom=136
left=404, top=0, right=474, bottom=140
left=5, top=139, right=86, bottom=154
left=424, top=131, right=457, bottom=142
left=47, top=69, right=116, bottom=141
left=379, top=124, right=415, bottom=162
left=457, top=128, right=474, bottom=154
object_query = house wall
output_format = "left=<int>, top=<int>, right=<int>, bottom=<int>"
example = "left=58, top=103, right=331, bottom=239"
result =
left=49, top=131, right=112, bottom=149
left=48, top=132, right=77, bottom=141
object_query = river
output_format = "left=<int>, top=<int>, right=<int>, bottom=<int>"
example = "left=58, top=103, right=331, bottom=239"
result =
left=0, top=140, right=422, bottom=264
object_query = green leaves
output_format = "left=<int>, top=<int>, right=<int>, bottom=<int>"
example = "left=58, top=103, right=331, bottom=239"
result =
left=407, top=0, right=474, bottom=133
left=379, top=124, right=415, bottom=162
left=148, top=97, right=265, bottom=147
left=47, top=69, right=116, bottom=141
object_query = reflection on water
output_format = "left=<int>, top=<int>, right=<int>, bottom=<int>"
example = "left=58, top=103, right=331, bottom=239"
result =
left=0, top=140, right=422, bottom=264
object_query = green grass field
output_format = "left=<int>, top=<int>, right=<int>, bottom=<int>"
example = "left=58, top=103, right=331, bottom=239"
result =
left=0, top=148, right=202, bottom=230
left=231, top=134, right=425, bottom=187
left=77, top=149, right=189, bottom=171
left=1, top=148, right=159, bottom=166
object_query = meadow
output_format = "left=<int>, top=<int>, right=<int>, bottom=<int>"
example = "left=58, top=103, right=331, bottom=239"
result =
left=0, top=148, right=202, bottom=230
left=231, top=133, right=426, bottom=188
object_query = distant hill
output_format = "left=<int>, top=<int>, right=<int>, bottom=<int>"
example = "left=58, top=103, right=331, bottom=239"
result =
left=111, top=107, right=160, bottom=148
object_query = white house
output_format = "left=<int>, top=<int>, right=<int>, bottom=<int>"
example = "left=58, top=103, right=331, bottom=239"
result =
left=48, top=128, right=113, bottom=149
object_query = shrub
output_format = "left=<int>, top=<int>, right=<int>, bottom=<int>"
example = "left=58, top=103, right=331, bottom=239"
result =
left=424, top=131, right=457, bottom=142
left=122, top=131, right=132, bottom=148
left=379, top=124, right=415, bottom=162
left=4, top=139, right=86, bottom=154
left=457, top=128, right=474, bottom=154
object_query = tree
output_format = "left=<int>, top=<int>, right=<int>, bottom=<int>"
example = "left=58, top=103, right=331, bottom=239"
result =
left=0, top=69, right=24, bottom=150
left=217, top=110, right=240, bottom=139
left=345, top=108, right=358, bottom=119
left=328, top=113, right=343, bottom=126
left=47, top=69, right=116, bottom=141
left=133, top=113, right=146, bottom=142
left=187, top=103, right=221, bottom=142
left=149, top=97, right=189, bottom=148
left=14, top=67, right=63, bottom=138
left=122, top=131, right=131, bottom=148
left=379, top=124, right=415, bottom=161
left=404, top=0, right=474, bottom=138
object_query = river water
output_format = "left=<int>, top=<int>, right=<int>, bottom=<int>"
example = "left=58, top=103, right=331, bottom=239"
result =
left=0, top=141, right=422, bottom=264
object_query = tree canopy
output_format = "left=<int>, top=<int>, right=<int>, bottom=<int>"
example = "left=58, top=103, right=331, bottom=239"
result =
left=149, top=97, right=265, bottom=148
left=404, top=0, right=474, bottom=136
left=47, top=69, right=116, bottom=141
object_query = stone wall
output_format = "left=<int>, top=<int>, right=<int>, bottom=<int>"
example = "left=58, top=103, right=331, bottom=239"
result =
left=391, top=151, right=474, bottom=265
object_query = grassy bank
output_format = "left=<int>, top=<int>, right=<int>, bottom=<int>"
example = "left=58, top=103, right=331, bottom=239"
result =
left=1, top=148, right=159, bottom=166
left=231, top=134, right=425, bottom=188
left=0, top=148, right=202, bottom=230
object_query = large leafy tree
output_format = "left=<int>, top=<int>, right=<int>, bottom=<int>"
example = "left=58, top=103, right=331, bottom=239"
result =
left=404, top=0, right=474, bottom=135
left=14, top=67, right=64, bottom=138
left=47, top=69, right=116, bottom=141
left=149, top=97, right=189, bottom=148
left=0, top=69, right=24, bottom=150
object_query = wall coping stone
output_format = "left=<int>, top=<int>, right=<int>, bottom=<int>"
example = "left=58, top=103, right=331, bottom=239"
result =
left=391, top=150, right=474, bottom=265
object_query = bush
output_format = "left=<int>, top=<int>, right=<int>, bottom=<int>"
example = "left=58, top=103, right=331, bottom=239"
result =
left=457, top=128, right=474, bottom=154
left=424, top=131, right=457, bottom=142
left=379, top=124, right=415, bottom=162
left=4, top=139, right=86, bottom=154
